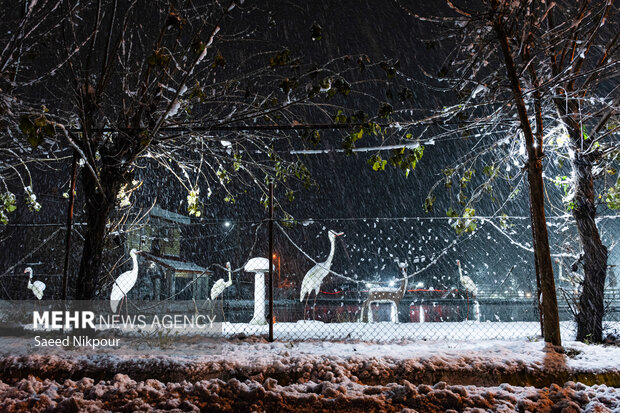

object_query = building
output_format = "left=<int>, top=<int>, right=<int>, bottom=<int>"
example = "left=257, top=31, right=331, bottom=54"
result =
left=127, top=206, right=209, bottom=300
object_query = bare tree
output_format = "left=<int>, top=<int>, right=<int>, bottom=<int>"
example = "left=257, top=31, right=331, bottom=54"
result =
left=392, top=0, right=618, bottom=343
left=542, top=0, right=619, bottom=342
left=14, top=0, right=382, bottom=299
left=393, top=0, right=562, bottom=344
left=0, top=0, right=65, bottom=225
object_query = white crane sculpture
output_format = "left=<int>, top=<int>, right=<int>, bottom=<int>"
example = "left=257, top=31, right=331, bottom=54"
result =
left=24, top=267, right=46, bottom=300
left=360, top=261, right=409, bottom=323
left=300, top=229, right=343, bottom=320
left=457, top=259, right=479, bottom=321
left=211, top=262, right=232, bottom=300
left=210, top=262, right=233, bottom=321
left=110, top=249, right=140, bottom=313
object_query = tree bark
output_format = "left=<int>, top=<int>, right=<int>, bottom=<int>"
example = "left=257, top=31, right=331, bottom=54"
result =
left=529, top=191, right=544, bottom=337
left=572, top=154, right=608, bottom=342
left=545, top=4, right=611, bottom=344
left=526, top=53, right=546, bottom=338
left=75, top=165, right=121, bottom=300
left=494, top=13, right=562, bottom=346
left=551, top=100, right=609, bottom=342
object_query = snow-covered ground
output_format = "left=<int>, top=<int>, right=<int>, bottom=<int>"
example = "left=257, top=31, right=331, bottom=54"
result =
left=0, top=336, right=619, bottom=412
left=1, top=373, right=618, bottom=412
left=222, top=320, right=571, bottom=342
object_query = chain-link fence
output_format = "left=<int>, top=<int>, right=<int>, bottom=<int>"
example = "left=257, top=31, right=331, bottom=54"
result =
left=2, top=207, right=618, bottom=343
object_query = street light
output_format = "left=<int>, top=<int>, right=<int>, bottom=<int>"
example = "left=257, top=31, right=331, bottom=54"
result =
left=272, top=252, right=281, bottom=287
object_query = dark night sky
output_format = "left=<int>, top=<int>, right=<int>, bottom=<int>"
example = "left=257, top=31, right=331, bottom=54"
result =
left=2, top=0, right=618, bottom=304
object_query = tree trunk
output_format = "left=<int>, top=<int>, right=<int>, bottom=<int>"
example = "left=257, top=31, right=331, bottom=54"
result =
left=545, top=3, right=611, bottom=342
left=572, top=154, right=608, bottom=342
left=529, top=191, right=545, bottom=337
left=75, top=167, right=119, bottom=300
left=526, top=159, right=562, bottom=345
left=494, top=13, right=562, bottom=345
left=550, top=96, right=609, bottom=343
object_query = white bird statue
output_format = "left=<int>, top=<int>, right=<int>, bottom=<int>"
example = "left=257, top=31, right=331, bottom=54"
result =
left=300, top=229, right=343, bottom=319
left=211, top=262, right=232, bottom=300
left=457, top=259, right=478, bottom=297
left=110, top=249, right=140, bottom=313
left=25, top=267, right=46, bottom=300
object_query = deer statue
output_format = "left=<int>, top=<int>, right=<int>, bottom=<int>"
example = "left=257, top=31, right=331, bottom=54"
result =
left=360, top=261, right=408, bottom=323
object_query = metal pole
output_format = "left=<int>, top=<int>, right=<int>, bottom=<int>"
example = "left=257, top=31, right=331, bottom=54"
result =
left=62, top=150, right=79, bottom=303
left=268, top=182, right=274, bottom=342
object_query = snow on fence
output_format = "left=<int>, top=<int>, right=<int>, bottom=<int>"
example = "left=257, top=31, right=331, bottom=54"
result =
left=1, top=213, right=619, bottom=343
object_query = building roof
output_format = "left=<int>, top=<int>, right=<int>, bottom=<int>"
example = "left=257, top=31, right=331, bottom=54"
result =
left=142, top=252, right=207, bottom=274
left=150, top=206, right=191, bottom=225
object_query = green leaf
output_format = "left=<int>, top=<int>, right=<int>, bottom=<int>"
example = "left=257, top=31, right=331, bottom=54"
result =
left=27, top=134, right=44, bottom=148
left=379, top=60, right=400, bottom=78
left=499, top=213, right=512, bottom=229
left=334, top=110, right=348, bottom=124
left=460, top=169, right=474, bottom=188
left=192, top=40, right=206, bottom=54
left=279, top=77, right=299, bottom=94
left=333, top=78, right=351, bottom=96
left=19, top=115, right=35, bottom=135
left=458, top=191, right=467, bottom=205
left=310, top=23, right=323, bottom=41
left=482, top=165, right=496, bottom=177
left=378, top=103, right=393, bottom=119
left=211, top=53, right=226, bottom=68
left=34, top=116, right=47, bottom=128
left=270, top=49, right=291, bottom=67
left=44, top=124, right=55, bottom=136
left=310, top=130, right=321, bottom=146
left=368, top=155, right=386, bottom=171
left=399, top=88, right=413, bottom=101
left=424, top=195, right=435, bottom=213
left=582, top=126, right=589, bottom=140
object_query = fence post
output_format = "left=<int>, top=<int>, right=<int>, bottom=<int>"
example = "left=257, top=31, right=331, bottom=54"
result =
left=268, top=181, right=274, bottom=342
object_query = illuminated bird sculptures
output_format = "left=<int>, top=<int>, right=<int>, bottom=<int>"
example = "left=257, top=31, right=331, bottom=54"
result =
left=457, top=259, right=479, bottom=321
left=457, top=259, right=478, bottom=297
left=110, top=249, right=140, bottom=313
left=211, top=262, right=232, bottom=300
left=300, top=229, right=343, bottom=319
left=360, top=261, right=408, bottom=323
left=210, top=262, right=233, bottom=321
left=25, top=267, right=46, bottom=300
